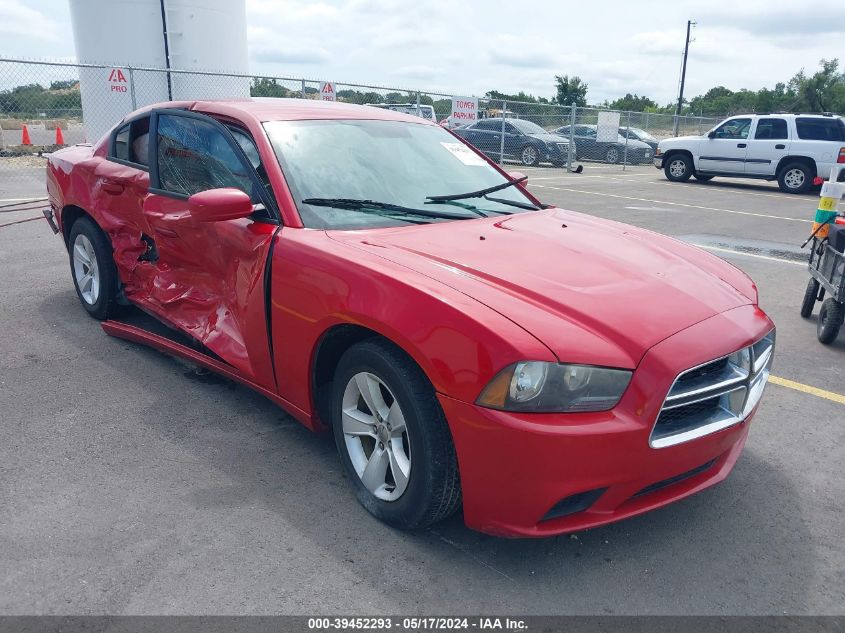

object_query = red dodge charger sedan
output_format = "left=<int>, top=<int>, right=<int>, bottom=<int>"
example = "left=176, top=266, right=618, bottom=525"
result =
left=45, top=98, right=775, bottom=537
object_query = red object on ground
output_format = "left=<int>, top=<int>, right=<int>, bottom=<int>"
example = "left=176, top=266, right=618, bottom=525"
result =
left=20, top=125, right=31, bottom=145
left=813, top=176, right=825, bottom=186
left=55, top=126, right=65, bottom=145
left=45, top=99, right=775, bottom=536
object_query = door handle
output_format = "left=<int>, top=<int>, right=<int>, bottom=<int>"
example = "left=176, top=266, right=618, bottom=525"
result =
left=102, top=180, right=124, bottom=195
left=776, top=144, right=786, bottom=150
left=737, top=143, right=747, bottom=148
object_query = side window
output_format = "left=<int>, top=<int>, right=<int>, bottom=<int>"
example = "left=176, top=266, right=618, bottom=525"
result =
left=754, top=118, right=788, bottom=140
left=476, top=120, right=497, bottom=131
left=796, top=118, right=845, bottom=142
left=155, top=113, right=256, bottom=199
left=110, top=116, right=151, bottom=167
left=713, top=118, right=752, bottom=139
left=113, top=124, right=130, bottom=161
left=504, top=122, right=520, bottom=134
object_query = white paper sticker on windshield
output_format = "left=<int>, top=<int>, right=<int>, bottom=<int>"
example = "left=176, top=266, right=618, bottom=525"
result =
left=440, top=142, right=487, bottom=166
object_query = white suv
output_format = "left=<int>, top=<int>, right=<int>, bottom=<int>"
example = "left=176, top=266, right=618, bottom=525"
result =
left=654, top=114, right=845, bottom=193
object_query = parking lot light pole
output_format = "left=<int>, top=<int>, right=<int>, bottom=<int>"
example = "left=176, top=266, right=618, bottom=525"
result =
left=673, top=19, right=695, bottom=136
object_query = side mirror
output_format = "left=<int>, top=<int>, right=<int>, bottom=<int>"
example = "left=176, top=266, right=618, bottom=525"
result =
left=707, top=131, right=716, bottom=139
left=188, top=188, right=254, bottom=222
left=508, top=171, right=527, bottom=186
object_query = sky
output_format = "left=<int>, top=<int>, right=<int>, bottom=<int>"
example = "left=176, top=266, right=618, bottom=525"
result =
left=1, top=0, right=843, bottom=105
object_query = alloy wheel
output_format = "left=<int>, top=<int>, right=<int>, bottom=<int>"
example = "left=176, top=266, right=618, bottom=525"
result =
left=341, top=371, right=411, bottom=501
left=606, top=147, right=620, bottom=163
left=72, top=233, right=100, bottom=305
left=669, top=159, right=687, bottom=178
left=784, top=168, right=805, bottom=190
left=521, top=146, right=538, bottom=166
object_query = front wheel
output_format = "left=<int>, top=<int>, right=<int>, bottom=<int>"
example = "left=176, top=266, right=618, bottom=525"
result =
left=520, top=144, right=540, bottom=166
left=331, top=340, right=461, bottom=529
left=664, top=154, right=693, bottom=182
left=778, top=162, right=813, bottom=194
left=68, top=216, right=122, bottom=320
left=817, top=299, right=843, bottom=344
left=605, top=146, right=620, bottom=164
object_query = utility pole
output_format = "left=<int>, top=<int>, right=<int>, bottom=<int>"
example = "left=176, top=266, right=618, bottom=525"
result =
left=673, top=20, right=695, bottom=136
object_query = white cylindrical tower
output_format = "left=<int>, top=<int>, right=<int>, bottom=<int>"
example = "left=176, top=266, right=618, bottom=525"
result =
left=69, top=0, right=249, bottom=142
left=165, top=0, right=250, bottom=99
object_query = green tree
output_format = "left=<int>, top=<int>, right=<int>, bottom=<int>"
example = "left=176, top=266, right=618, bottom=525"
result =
left=250, top=78, right=290, bottom=98
left=553, top=75, right=588, bottom=107
left=608, top=93, right=657, bottom=111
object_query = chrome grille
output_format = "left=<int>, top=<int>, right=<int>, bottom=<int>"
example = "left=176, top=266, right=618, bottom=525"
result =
left=650, top=330, right=775, bottom=449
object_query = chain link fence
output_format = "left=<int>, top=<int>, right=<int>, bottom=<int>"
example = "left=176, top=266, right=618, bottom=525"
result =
left=0, top=57, right=720, bottom=188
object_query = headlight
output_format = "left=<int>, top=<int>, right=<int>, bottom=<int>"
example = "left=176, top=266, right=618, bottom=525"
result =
left=476, top=361, right=632, bottom=413
left=654, top=148, right=663, bottom=157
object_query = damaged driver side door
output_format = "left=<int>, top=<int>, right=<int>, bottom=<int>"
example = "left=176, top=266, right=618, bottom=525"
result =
left=135, top=109, right=280, bottom=389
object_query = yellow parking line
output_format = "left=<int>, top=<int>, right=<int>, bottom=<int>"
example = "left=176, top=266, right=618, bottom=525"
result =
left=769, top=376, right=845, bottom=405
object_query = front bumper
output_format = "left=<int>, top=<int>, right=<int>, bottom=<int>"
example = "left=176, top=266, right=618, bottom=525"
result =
left=653, top=155, right=664, bottom=169
left=440, top=304, right=773, bottom=538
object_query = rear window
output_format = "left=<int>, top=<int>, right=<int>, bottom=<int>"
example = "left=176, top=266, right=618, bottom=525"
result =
left=795, top=117, right=845, bottom=142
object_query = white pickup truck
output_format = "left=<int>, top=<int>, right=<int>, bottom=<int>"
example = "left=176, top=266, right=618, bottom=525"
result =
left=654, top=113, right=845, bottom=193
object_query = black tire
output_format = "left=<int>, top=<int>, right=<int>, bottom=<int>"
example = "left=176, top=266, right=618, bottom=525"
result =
left=519, top=144, right=540, bottom=167
left=817, top=299, right=843, bottom=344
left=664, top=153, right=693, bottom=182
left=777, top=161, right=813, bottom=194
left=605, top=146, right=621, bottom=164
left=331, top=339, right=461, bottom=529
left=67, top=216, right=122, bottom=320
left=800, top=278, right=820, bottom=318
left=694, top=174, right=714, bottom=182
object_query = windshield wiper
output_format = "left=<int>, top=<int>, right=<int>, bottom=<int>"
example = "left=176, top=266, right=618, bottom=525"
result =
left=426, top=176, right=528, bottom=202
left=483, top=195, right=540, bottom=211
left=301, top=198, right=476, bottom=221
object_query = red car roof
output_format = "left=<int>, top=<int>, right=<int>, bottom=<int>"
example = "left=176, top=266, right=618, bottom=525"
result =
left=130, top=98, right=436, bottom=126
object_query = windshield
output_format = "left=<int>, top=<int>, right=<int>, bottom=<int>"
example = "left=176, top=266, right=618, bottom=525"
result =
left=626, top=127, right=655, bottom=141
left=264, top=119, right=538, bottom=229
left=509, top=119, right=548, bottom=135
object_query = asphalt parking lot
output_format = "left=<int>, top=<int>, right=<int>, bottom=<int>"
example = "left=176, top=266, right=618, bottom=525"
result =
left=1, top=163, right=843, bottom=615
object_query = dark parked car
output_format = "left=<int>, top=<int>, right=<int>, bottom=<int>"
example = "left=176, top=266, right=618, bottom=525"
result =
left=619, top=126, right=659, bottom=153
left=555, top=124, right=653, bottom=164
left=454, top=118, right=574, bottom=167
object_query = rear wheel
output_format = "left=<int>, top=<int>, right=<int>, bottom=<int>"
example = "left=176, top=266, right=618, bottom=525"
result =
left=68, top=216, right=121, bottom=320
left=664, top=154, right=693, bottom=182
left=800, top=278, right=820, bottom=318
left=694, top=174, right=714, bottom=182
left=817, top=299, right=843, bottom=344
left=331, top=340, right=461, bottom=529
left=778, top=162, right=813, bottom=194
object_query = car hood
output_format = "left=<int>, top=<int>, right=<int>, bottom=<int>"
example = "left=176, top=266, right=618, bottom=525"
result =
left=617, top=137, right=651, bottom=149
left=660, top=134, right=703, bottom=148
left=328, top=209, right=755, bottom=369
left=529, top=132, right=569, bottom=144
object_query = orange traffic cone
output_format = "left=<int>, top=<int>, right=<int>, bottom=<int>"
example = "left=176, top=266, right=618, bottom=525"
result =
left=21, top=125, right=31, bottom=145
left=55, top=126, right=65, bottom=145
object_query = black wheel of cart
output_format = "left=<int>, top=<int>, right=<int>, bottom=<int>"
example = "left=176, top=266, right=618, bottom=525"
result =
left=817, top=299, right=844, bottom=344
left=800, top=278, right=820, bottom=318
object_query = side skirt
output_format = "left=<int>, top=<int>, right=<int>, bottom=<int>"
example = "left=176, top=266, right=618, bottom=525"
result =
left=101, top=319, right=315, bottom=430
